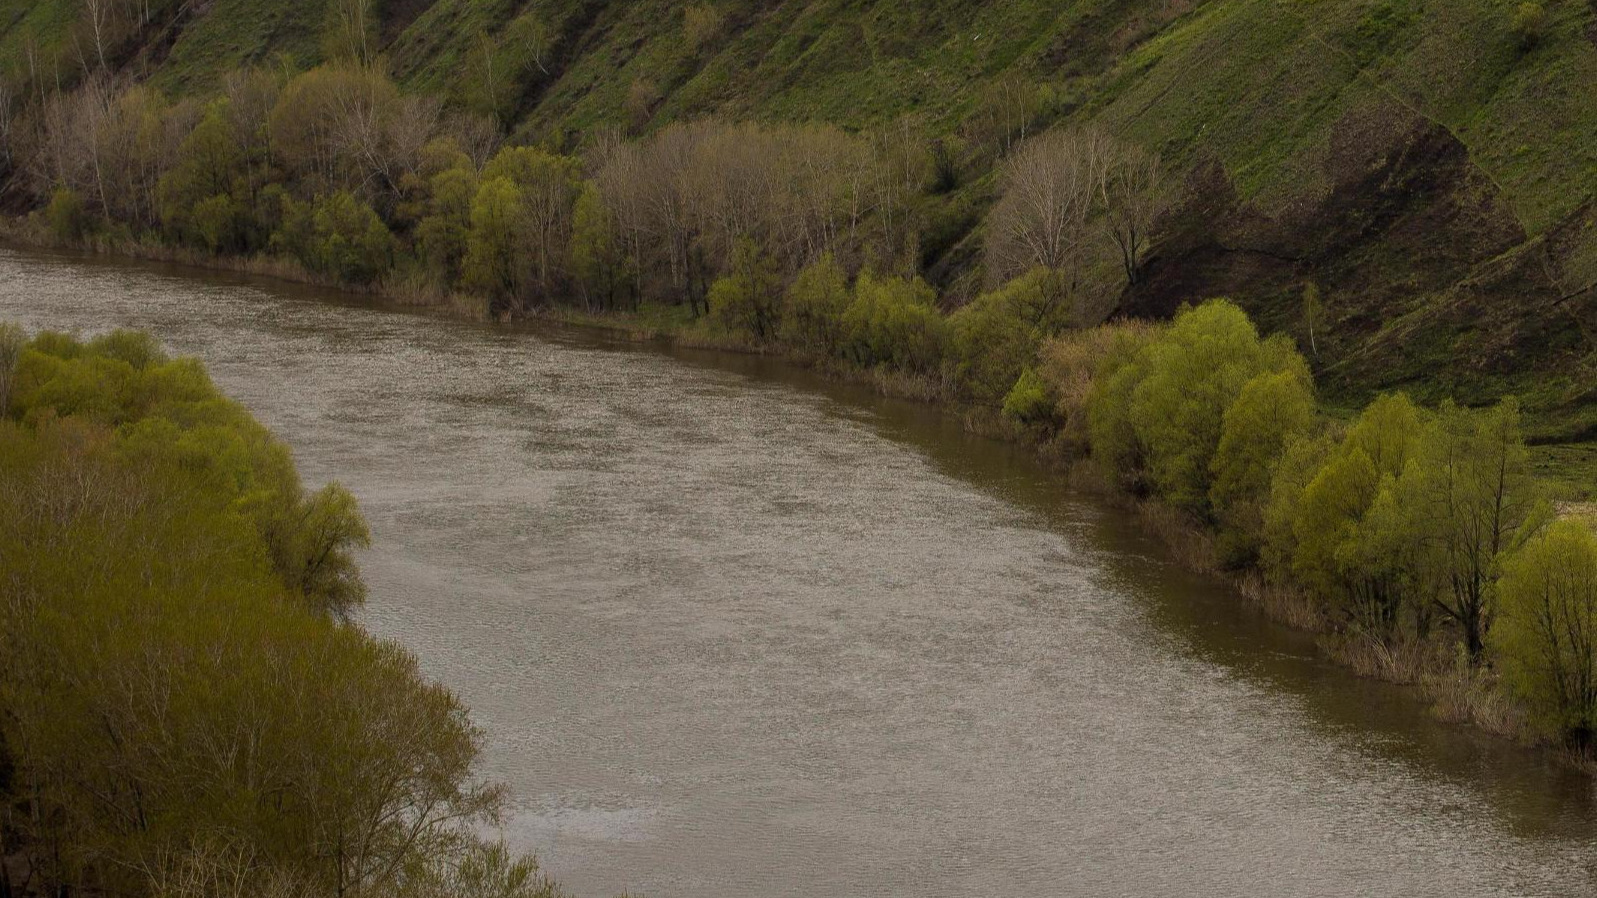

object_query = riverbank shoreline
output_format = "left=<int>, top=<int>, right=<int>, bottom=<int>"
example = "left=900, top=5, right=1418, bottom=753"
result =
left=4, top=227, right=1591, bottom=775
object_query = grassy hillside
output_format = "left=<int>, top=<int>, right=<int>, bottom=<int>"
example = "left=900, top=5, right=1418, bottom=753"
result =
left=5, top=0, right=1597, bottom=441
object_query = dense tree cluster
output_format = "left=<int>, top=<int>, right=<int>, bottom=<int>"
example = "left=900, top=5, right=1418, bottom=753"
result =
left=1014, top=299, right=1597, bottom=750
left=0, top=327, right=559, bottom=898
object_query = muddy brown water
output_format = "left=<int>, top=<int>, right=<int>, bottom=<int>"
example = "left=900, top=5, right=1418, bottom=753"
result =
left=2, top=245, right=1595, bottom=897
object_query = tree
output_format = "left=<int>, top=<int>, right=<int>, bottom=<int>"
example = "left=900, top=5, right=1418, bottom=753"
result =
left=841, top=272, right=947, bottom=374
left=708, top=238, right=781, bottom=340
left=780, top=254, right=851, bottom=354
left=1124, top=300, right=1305, bottom=514
left=965, top=72, right=1045, bottom=156
left=0, top=330, right=519, bottom=898
left=1100, top=140, right=1163, bottom=287
left=463, top=177, right=530, bottom=306
left=1398, top=398, right=1548, bottom=662
left=46, top=186, right=88, bottom=243
left=985, top=128, right=1111, bottom=318
left=323, top=0, right=377, bottom=64
left=416, top=163, right=479, bottom=283
left=569, top=181, right=631, bottom=311
left=948, top=271, right=1052, bottom=404
left=1210, top=365, right=1316, bottom=561
left=1269, top=393, right=1431, bottom=637
left=157, top=102, right=243, bottom=244
left=1495, top=520, right=1597, bottom=747
left=480, top=146, right=580, bottom=297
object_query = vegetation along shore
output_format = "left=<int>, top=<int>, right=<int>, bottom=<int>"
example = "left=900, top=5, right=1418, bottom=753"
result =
left=5, top=0, right=1597, bottom=892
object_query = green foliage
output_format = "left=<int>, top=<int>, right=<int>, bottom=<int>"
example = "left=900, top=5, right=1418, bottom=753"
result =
left=1512, top=2, right=1546, bottom=51
left=418, top=163, right=480, bottom=282
left=1002, top=368, right=1055, bottom=425
left=472, top=146, right=581, bottom=298
left=1264, top=393, right=1427, bottom=635
left=948, top=271, right=1052, bottom=405
left=780, top=254, right=851, bottom=354
left=569, top=181, right=631, bottom=311
left=1394, top=398, right=1549, bottom=660
left=0, top=329, right=513, bottom=898
left=157, top=103, right=244, bottom=245
left=1091, top=299, right=1307, bottom=513
left=46, top=187, right=87, bottom=244
left=841, top=272, right=947, bottom=374
left=191, top=193, right=242, bottom=253
left=708, top=239, right=782, bottom=341
left=276, top=191, right=395, bottom=285
left=1495, top=520, right=1597, bottom=745
left=463, top=177, right=530, bottom=303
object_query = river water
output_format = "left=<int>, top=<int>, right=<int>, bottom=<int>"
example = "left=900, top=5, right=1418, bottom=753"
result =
left=1, top=245, right=1595, bottom=896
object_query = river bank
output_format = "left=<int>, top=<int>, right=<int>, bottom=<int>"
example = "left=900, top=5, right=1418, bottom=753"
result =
left=4, top=242, right=1596, bottom=895
left=2, top=228, right=1591, bottom=775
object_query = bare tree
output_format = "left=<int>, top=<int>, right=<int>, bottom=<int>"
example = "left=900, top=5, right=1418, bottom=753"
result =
left=985, top=127, right=1113, bottom=323
left=1100, top=140, right=1163, bottom=287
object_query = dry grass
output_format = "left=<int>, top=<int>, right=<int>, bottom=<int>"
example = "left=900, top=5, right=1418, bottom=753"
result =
left=1134, top=498, right=1218, bottom=573
left=1323, top=631, right=1439, bottom=684
left=1237, top=572, right=1325, bottom=632
left=1423, top=662, right=1526, bottom=740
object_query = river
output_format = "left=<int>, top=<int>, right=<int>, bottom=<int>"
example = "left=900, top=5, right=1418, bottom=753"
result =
left=1, top=245, right=1594, bottom=896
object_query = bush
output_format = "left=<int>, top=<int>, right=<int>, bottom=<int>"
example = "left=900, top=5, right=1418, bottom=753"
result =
left=0, top=331, right=509, bottom=898
left=1512, top=2, right=1546, bottom=51
left=276, top=192, right=395, bottom=285
left=780, top=254, right=851, bottom=354
left=191, top=194, right=242, bottom=253
left=1263, top=393, right=1428, bottom=635
left=841, top=272, right=948, bottom=375
left=708, top=239, right=782, bottom=341
left=46, top=188, right=88, bottom=244
left=1209, top=367, right=1317, bottom=561
left=1040, top=320, right=1162, bottom=451
left=1093, top=299, right=1307, bottom=512
left=1002, top=368, right=1055, bottom=425
left=947, top=272, right=1052, bottom=405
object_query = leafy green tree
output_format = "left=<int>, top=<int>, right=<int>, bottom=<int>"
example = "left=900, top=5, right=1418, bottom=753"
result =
left=1397, top=398, right=1548, bottom=661
left=569, top=181, right=631, bottom=311
left=157, top=103, right=243, bottom=246
left=0, top=331, right=515, bottom=898
left=190, top=193, right=241, bottom=253
left=1119, top=299, right=1306, bottom=513
left=274, top=192, right=394, bottom=285
left=1002, top=368, right=1055, bottom=425
left=947, top=271, right=1052, bottom=405
left=46, top=187, right=88, bottom=244
left=1270, top=393, right=1430, bottom=637
left=480, top=146, right=580, bottom=295
left=1210, top=365, right=1316, bottom=560
left=1085, top=326, right=1162, bottom=490
left=463, top=177, right=531, bottom=306
left=709, top=238, right=783, bottom=340
left=780, top=254, right=851, bottom=355
left=1495, top=520, right=1597, bottom=746
left=841, top=272, right=947, bottom=374
left=417, top=164, right=479, bottom=283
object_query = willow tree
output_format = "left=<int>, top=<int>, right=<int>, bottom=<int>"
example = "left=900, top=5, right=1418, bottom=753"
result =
left=1495, top=520, right=1597, bottom=746
left=1397, top=399, right=1548, bottom=661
